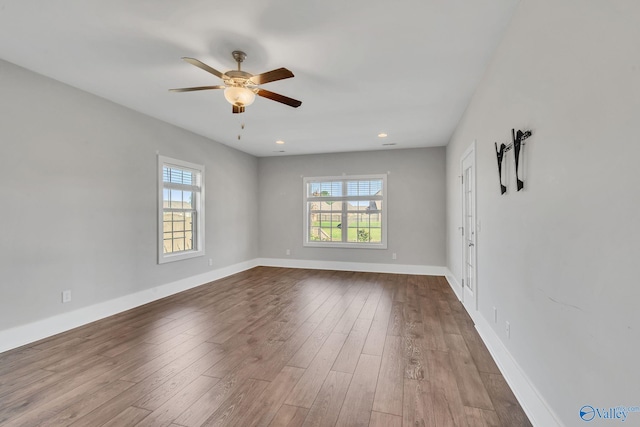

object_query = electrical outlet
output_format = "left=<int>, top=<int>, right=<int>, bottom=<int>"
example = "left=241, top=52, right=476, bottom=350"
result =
left=493, top=307, right=498, bottom=323
left=505, top=321, right=511, bottom=338
left=62, top=290, right=72, bottom=303
left=286, top=249, right=291, bottom=256
left=208, top=258, right=213, bottom=266
left=392, top=253, right=397, bottom=260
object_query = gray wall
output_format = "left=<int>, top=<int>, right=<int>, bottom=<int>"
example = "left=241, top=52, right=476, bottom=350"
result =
left=258, top=148, right=446, bottom=266
left=446, top=0, right=640, bottom=424
left=0, top=59, right=258, bottom=330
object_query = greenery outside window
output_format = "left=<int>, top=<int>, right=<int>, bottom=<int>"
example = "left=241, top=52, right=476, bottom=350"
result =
left=303, top=174, right=387, bottom=248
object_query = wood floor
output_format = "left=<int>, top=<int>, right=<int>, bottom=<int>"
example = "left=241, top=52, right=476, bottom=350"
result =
left=0, top=267, right=532, bottom=427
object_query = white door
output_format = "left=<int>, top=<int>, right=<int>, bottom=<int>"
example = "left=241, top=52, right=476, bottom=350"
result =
left=461, top=144, right=477, bottom=312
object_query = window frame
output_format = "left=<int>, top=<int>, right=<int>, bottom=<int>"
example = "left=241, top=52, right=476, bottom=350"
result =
left=303, top=174, right=387, bottom=249
left=157, top=155, right=205, bottom=264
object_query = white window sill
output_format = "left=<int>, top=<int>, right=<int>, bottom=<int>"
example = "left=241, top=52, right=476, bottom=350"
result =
left=303, top=242, right=387, bottom=249
left=158, top=249, right=204, bottom=264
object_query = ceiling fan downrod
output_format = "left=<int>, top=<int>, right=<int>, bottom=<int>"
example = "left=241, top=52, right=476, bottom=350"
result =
left=232, top=50, right=246, bottom=71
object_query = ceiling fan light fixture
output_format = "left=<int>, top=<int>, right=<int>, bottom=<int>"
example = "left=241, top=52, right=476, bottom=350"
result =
left=224, top=86, right=255, bottom=107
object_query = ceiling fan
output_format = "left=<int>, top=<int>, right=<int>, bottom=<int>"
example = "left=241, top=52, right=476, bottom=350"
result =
left=170, top=50, right=302, bottom=114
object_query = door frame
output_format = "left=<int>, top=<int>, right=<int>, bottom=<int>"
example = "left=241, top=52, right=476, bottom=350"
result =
left=460, top=141, right=478, bottom=312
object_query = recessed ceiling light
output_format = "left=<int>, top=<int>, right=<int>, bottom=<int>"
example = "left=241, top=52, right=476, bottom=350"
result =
left=378, top=133, right=388, bottom=138
left=276, top=140, right=285, bottom=145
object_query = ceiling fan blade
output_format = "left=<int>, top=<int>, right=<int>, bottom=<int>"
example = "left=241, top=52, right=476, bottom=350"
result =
left=249, top=68, right=294, bottom=85
left=169, top=85, right=225, bottom=92
left=182, top=57, right=224, bottom=79
left=232, top=105, right=245, bottom=114
left=257, top=89, right=302, bottom=108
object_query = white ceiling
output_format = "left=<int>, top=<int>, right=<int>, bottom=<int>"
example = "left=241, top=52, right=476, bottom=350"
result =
left=0, top=0, right=519, bottom=157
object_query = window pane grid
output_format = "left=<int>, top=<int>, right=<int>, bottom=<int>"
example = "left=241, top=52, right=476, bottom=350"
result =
left=309, top=199, right=342, bottom=241
left=163, top=187, right=195, bottom=210
left=159, top=157, right=203, bottom=262
left=163, top=166, right=196, bottom=185
left=346, top=179, right=383, bottom=197
left=346, top=200, right=382, bottom=243
left=163, top=211, right=195, bottom=254
left=308, top=181, right=342, bottom=198
left=305, top=176, right=385, bottom=247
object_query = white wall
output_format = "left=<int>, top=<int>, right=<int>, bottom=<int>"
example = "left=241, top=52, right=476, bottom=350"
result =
left=0, top=59, right=258, bottom=331
left=258, top=148, right=446, bottom=267
left=446, top=1, right=640, bottom=425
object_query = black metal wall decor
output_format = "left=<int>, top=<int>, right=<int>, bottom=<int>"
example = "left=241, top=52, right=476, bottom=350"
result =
left=495, top=142, right=508, bottom=194
left=495, top=128, right=532, bottom=194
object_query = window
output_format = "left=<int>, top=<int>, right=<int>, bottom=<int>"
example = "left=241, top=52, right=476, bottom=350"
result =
left=158, top=155, right=205, bottom=263
left=304, top=175, right=387, bottom=248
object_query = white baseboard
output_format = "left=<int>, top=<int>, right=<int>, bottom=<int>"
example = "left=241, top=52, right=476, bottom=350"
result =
left=444, top=272, right=463, bottom=300
left=444, top=271, right=563, bottom=427
left=0, top=258, right=562, bottom=426
left=257, top=257, right=448, bottom=276
left=0, top=258, right=446, bottom=355
left=6, top=257, right=565, bottom=421
left=0, top=259, right=258, bottom=354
